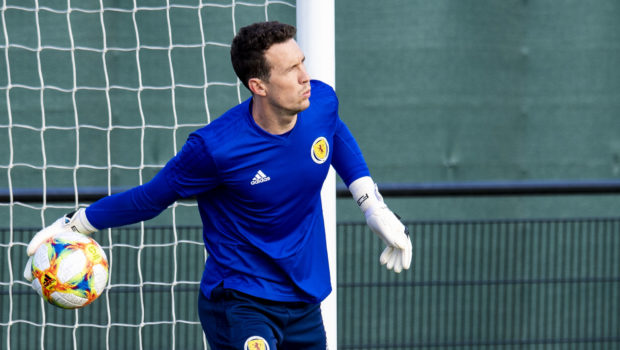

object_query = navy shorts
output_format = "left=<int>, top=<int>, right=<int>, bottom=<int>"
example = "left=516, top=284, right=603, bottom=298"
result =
left=198, top=286, right=327, bottom=350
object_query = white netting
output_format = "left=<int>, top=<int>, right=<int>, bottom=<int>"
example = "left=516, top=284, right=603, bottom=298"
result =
left=0, top=1, right=295, bottom=349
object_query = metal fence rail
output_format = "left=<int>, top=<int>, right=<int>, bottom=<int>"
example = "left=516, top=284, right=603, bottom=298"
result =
left=4, top=179, right=620, bottom=203
left=2, top=218, right=620, bottom=349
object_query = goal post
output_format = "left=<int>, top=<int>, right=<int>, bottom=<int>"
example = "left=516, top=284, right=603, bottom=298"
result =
left=296, top=1, right=337, bottom=349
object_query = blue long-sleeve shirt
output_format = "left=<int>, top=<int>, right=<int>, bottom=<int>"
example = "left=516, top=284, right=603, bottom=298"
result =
left=85, top=80, right=370, bottom=303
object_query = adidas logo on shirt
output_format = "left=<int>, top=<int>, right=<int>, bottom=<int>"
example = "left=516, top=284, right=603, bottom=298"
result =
left=250, top=170, right=271, bottom=185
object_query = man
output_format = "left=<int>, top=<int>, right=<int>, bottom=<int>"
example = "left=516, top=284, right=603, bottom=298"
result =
left=24, top=21, right=412, bottom=350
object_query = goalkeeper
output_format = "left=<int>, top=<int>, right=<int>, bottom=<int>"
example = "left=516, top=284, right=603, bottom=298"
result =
left=24, top=21, right=411, bottom=350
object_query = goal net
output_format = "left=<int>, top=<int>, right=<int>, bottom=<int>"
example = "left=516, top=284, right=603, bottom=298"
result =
left=0, top=1, right=295, bottom=349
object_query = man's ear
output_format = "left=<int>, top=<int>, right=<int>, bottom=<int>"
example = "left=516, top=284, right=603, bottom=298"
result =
left=248, top=78, right=267, bottom=96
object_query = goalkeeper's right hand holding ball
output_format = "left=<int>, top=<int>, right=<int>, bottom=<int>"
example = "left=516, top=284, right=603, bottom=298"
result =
left=26, top=208, right=97, bottom=256
left=349, top=176, right=412, bottom=273
left=23, top=208, right=98, bottom=281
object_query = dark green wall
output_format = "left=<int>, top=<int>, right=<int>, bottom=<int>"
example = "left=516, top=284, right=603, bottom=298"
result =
left=335, top=0, right=620, bottom=221
left=2, top=0, right=620, bottom=225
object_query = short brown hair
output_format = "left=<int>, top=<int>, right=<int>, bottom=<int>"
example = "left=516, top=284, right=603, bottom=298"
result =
left=230, top=21, right=297, bottom=90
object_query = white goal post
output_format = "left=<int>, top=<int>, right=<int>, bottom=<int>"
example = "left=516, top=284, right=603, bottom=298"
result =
left=296, top=1, right=337, bottom=349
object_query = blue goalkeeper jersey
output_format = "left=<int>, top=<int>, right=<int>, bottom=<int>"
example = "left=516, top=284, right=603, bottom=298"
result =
left=86, top=80, right=370, bottom=303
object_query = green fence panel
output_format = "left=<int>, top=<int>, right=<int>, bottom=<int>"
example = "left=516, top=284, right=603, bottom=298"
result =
left=2, top=219, right=619, bottom=349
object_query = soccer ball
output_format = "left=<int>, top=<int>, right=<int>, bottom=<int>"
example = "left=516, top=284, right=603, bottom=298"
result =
left=28, top=231, right=109, bottom=309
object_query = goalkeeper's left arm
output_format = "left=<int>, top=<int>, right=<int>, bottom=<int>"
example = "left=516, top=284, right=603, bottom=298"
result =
left=331, top=118, right=412, bottom=273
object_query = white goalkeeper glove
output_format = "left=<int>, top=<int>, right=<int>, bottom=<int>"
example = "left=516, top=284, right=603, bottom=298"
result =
left=349, top=176, right=412, bottom=273
left=24, top=208, right=97, bottom=282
